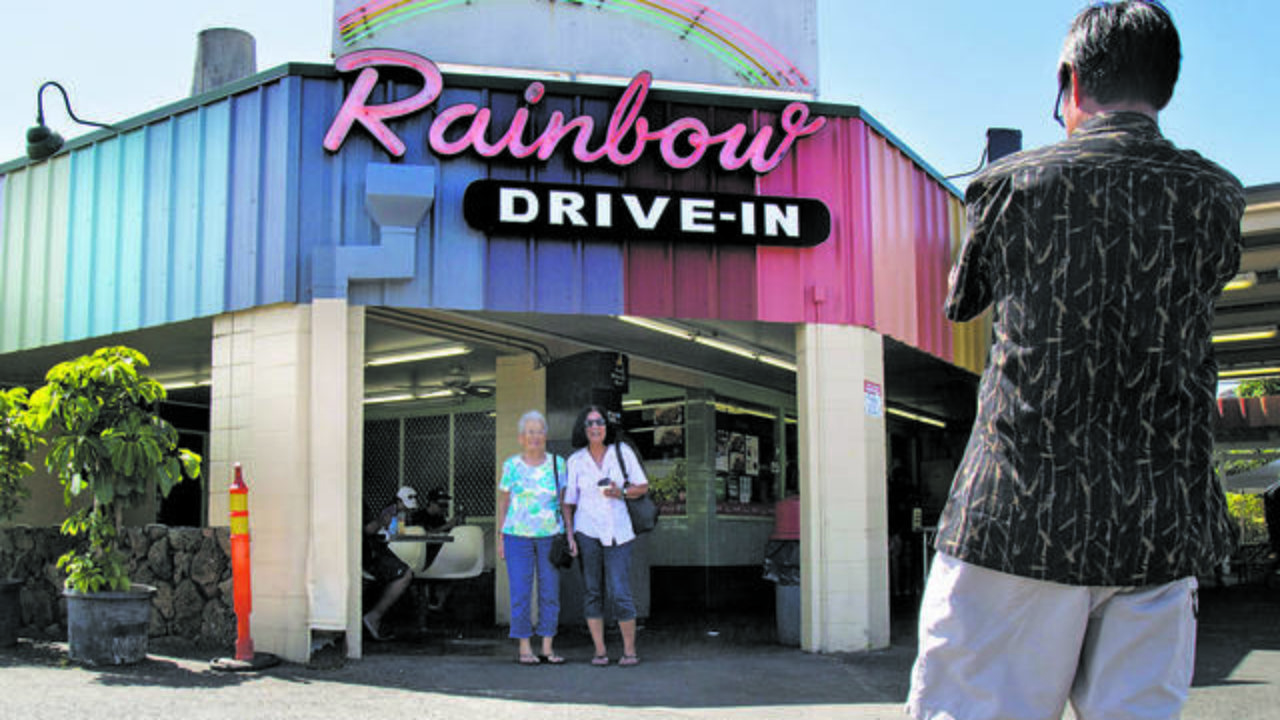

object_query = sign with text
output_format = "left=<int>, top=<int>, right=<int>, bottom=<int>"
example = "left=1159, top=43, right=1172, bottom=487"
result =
left=463, top=179, right=830, bottom=247
left=864, top=381, right=884, bottom=418
left=323, top=50, right=825, bottom=175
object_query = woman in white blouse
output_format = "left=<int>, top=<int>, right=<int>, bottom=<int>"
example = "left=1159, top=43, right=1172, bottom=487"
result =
left=562, top=405, right=649, bottom=666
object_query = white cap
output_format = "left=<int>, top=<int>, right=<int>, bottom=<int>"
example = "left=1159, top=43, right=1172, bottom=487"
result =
left=396, top=486, right=419, bottom=509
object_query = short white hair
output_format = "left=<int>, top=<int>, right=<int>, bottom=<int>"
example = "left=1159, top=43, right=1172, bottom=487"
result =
left=517, top=410, right=547, bottom=434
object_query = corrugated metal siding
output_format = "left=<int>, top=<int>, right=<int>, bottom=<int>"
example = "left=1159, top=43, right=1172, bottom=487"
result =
left=756, top=114, right=971, bottom=368
left=947, top=198, right=989, bottom=375
left=337, top=86, right=627, bottom=315
left=0, top=77, right=299, bottom=354
left=868, top=130, right=919, bottom=341
left=756, top=115, right=876, bottom=326
left=0, top=66, right=979, bottom=374
left=622, top=103, right=757, bottom=321
left=332, top=86, right=760, bottom=318
left=1, top=159, right=71, bottom=353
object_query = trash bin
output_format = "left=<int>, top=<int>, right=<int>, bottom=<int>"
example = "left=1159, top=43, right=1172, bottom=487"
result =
left=763, top=538, right=800, bottom=646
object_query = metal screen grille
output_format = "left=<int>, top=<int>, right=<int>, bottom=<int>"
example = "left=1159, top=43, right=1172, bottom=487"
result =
left=453, top=411, right=496, bottom=517
left=404, top=415, right=450, bottom=497
left=363, top=418, right=401, bottom=518
left=361, top=411, right=496, bottom=518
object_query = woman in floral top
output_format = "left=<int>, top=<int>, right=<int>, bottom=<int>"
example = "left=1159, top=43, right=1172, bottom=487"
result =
left=497, top=410, right=569, bottom=664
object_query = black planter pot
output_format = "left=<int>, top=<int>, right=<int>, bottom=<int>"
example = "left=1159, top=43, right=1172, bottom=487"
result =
left=64, top=584, right=155, bottom=665
left=0, top=578, right=21, bottom=647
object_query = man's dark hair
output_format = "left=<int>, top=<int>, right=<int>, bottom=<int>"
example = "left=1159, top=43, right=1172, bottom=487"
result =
left=1059, top=1, right=1180, bottom=110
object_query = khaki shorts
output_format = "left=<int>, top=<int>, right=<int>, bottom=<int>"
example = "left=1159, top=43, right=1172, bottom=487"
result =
left=907, top=553, right=1197, bottom=720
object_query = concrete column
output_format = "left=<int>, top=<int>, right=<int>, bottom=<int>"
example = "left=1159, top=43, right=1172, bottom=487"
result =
left=308, top=300, right=365, bottom=656
left=796, top=323, right=889, bottom=652
left=209, top=301, right=364, bottom=663
left=493, top=354, right=546, bottom=626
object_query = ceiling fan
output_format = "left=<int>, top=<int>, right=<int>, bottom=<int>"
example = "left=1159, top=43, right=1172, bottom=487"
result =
left=427, top=364, right=495, bottom=399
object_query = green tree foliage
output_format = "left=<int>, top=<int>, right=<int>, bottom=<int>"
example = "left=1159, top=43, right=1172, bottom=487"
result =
left=1235, top=378, right=1280, bottom=398
left=0, top=387, right=40, bottom=524
left=1226, top=492, right=1269, bottom=545
left=26, top=346, right=201, bottom=592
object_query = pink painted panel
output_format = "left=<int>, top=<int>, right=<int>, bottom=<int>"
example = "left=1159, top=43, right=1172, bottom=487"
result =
left=915, top=174, right=952, bottom=359
left=868, top=131, right=919, bottom=343
left=624, top=103, right=758, bottom=321
left=756, top=115, right=875, bottom=326
left=864, top=130, right=965, bottom=363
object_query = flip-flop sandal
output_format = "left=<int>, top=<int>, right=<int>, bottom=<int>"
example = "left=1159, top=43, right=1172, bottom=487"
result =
left=518, top=653, right=542, bottom=665
left=591, top=655, right=610, bottom=666
left=540, top=654, right=566, bottom=664
left=619, top=654, right=640, bottom=666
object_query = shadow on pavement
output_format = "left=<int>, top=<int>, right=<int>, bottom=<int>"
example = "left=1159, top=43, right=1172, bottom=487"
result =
left=2, top=583, right=1273, bottom=713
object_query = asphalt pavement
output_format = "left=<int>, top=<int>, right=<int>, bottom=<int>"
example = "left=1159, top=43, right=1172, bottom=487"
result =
left=1, top=583, right=1276, bottom=720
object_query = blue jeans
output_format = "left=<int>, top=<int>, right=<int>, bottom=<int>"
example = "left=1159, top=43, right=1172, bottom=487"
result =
left=575, top=532, right=636, bottom=621
left=503, top=534, right=560, bottom=638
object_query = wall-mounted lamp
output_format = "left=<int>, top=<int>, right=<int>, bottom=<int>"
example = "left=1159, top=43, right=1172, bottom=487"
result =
left=27, top=81, right=115, bottom=161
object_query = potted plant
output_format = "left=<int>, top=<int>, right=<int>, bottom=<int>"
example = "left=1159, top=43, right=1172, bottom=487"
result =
left=0, top=387, right=42, bottom=646
left=26, top=346, right=201, bottom=665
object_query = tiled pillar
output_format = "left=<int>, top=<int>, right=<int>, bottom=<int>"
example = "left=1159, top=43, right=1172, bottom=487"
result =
left=796, top=323, right=890, bottom=652
left=209, top=301, right=364, bottom=662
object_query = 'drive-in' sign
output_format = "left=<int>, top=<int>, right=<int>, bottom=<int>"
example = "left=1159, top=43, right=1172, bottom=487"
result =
left=462, top=179, right=830, bottom=247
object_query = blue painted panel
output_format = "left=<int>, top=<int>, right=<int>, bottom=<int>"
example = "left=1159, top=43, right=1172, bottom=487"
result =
left=89, top=140, right=122, bottom=336
left=119, top=131, right=147, bottom=328
left=227, top=87, right=265, bottom=310
left=198, top=102, right=231, bottom=317
left=65, top=151, right=94, bottom=341
left=257, top=77, right=301, bottom=308
left=0, top=75, right=305, bottom=355
left=169, top=110, right=205, bottom=322
left=142, top=121, right=174, bottom=328
left=296, top=75, right=349, bottom=303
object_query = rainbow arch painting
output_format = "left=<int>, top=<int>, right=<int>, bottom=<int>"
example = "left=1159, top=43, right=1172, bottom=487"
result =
left=337, top=0, right=810, bottom=88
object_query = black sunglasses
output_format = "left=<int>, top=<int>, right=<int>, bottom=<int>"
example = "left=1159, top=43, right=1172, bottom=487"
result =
left=584, top=418, right=607, bottom=428
left=1052, top=64, right=1070, bottom=129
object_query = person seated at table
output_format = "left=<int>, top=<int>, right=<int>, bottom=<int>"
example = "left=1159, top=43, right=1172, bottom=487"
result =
left=361, top=486, right=418, bottom=641
left=418, top=487, right=465, bottom=610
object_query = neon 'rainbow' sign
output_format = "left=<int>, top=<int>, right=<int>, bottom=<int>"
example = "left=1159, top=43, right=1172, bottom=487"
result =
left=323, top=49, right=826, bottom=174
left=336, top=0, right=810, bottom=88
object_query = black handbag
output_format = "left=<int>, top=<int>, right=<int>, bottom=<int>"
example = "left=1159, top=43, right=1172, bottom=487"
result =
left=616, top=443, right=659, bottom=534
left=549, top=533, right=573, bottom=569
left=549, top=456, right=574, bottom=569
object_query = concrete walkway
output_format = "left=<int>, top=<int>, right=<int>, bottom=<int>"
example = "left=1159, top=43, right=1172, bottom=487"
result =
left=0, top=584, right=1275, bottom=720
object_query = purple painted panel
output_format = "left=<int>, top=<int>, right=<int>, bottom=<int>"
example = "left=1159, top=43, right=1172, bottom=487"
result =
left=624, top=102, right=757, bottom=320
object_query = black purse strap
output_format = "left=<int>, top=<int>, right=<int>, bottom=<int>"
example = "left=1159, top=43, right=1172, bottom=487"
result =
left=614, top=442, right=631, bottom=488
left=551, top=454, right=566, bottom=529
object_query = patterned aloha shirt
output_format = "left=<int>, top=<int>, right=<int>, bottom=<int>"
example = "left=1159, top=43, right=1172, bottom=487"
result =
left=499, top=454, right=567, bottom=538
left=937, top=112, right=1245, bottom=586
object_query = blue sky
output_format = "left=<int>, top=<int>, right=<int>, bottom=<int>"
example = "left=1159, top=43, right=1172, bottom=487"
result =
left=1, top=1, right=1274, bottom=189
